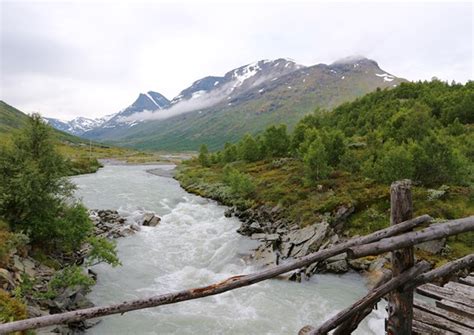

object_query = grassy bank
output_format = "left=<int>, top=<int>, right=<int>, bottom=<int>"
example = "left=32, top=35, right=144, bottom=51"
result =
left=176, top=158, right=473, bottom=266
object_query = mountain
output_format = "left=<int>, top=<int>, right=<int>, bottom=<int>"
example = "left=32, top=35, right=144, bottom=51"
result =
left=47, top=57, right=406, bottom=150
left=0, top=100, right=97, bottom=146
left=44, top=91, right=170, bottom=136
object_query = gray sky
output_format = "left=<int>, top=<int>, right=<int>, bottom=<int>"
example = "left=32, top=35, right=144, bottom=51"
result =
left=1, top=0, right=472, bottom=120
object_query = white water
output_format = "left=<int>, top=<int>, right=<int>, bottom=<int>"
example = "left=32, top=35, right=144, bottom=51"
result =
left=72, top=164, right=386, bottom=334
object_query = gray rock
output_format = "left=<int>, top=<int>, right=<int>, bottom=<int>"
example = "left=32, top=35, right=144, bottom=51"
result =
left=251, top=233, right=267, bottom=240
left=0, top=268, right=15, bottom=289
left=416, top=238, right=446, bottom=254
left=249, top=222, right=262, bottom=232
left=143, top=213, right=161, bottom=226
left=289, top=222, right=329, bottom=258
left=326, top=252, right=347, bottom=263
left=264, top=234, right=280, bottom=241
left=326, top=260, right=349, bottom=273
left=254, top=243, right=278, bottom=267
left=368, top=257, right=387, bottom=272
left=349, top=259, right=371, bottom=271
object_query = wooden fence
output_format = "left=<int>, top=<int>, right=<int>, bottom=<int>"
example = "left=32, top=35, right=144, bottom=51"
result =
left=0, top=180, right=473, bottom=334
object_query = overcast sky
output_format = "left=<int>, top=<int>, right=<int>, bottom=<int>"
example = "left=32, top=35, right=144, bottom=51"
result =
left=1, top=0, right=472, bottom=120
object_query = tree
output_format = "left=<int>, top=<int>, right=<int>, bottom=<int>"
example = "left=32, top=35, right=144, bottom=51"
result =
left=0, top=114, right=119, bottom=264
left=239, top=134, right=260, bottom=162
left=0, top=114, right=79, bottom=245
left=322, top=129, right=346, bottom=167
left=303, top=140, right=331, bottom=181
left=364, top=141, right=414, bottom=184
left=198, top=144, right=210, bottom=167
left=410, top=133, right=468, bottom=186
left=263, top=124, right=290, bottom=158
left=222, top=143, right=238, bottom=163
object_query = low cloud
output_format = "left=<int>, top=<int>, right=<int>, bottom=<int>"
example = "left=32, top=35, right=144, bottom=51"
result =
left=120, top=83, right=234, bottom=122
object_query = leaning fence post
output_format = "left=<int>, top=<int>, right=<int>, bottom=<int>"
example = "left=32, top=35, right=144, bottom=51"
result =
left=387, top=179, right=414, bottom=334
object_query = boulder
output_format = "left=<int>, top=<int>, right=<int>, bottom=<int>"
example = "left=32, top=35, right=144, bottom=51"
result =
left=288, top=222, right=329, bottom=258
left=253, top=243, right=278, bottom=267
left=368, top=257, right=388, bottom=272
left=251, top=233, right=267, bottom=240
left=416, top=238, right=446, bottom=254
left=142, top=213, right=161, bottom=227
left=0, top=268, right=15, bottom=289
left=326, top=260, right=349, bottom=273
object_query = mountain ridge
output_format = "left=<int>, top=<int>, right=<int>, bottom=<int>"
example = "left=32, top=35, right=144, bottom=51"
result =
left=46, top=56, right=406, bottom=150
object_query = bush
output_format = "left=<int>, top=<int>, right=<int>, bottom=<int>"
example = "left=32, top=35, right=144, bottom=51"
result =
left=364, top=141, right=415, bottom=184
left=39, top=266, right=95, bottom=300
left=223, top=166, right=256, bottom=197
left=0, top=289, right=28, bottom=323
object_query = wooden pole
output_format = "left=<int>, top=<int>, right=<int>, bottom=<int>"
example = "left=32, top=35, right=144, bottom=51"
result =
left=298, top=261, right=431, bottom=335
left=387, top=179, right=414, bottom=335
left=0, top=215, right=431, bottom=334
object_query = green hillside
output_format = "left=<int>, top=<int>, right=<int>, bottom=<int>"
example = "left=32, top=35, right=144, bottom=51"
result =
left=85, top=59, right=405, bottom=151
left=0, top=101, right=160, bottom=173
left=177, top=80, right=474, bottom=264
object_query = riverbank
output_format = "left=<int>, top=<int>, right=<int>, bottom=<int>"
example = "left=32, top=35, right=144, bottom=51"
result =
left=0, top=208, right=160, bottom=333
left=174, top=159, right=473, bottom=279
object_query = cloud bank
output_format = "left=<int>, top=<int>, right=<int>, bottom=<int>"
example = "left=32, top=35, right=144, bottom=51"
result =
left=1, top=1, right=472, bottom=119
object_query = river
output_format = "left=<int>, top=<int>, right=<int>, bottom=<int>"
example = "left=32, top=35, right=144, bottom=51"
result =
left=71, top=164, right=386, bottom=334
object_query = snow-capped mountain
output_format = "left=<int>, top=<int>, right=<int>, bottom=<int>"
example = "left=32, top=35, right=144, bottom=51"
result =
left=45, top=91, right=170, bottom=136
left=44, top=115, right=115, bottom=136
left=45, top=57, right=405, bottom=150
left=170, top=58, right=304, bottom=105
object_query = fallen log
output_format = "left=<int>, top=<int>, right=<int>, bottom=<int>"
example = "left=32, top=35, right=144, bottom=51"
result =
left=347, top=216, right=474, bottom=259
left=298, top=261, right=430, bottom=335
left=0, top=215, right=432, bottom=334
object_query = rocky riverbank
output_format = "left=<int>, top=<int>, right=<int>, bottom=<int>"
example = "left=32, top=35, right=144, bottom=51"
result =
left=224, top=204, right=362, bottom=281
left=0, top=209, right=161, bottom=334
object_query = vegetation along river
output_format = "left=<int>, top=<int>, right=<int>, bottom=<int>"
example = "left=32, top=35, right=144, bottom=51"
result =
left=71, top=164, right=386, bottom=334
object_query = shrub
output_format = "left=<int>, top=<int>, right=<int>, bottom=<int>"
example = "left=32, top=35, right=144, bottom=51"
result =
left=223, top=166, right=256, bottom=197
left=0, top=289, right=28, bottom=323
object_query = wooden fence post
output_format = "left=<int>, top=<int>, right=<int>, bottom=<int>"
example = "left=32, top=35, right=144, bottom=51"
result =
left=387, top=180, right=414, bottom=334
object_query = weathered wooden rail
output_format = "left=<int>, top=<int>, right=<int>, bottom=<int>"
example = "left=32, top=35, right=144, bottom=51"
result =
left=0, top=180, right=473, bottom=334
